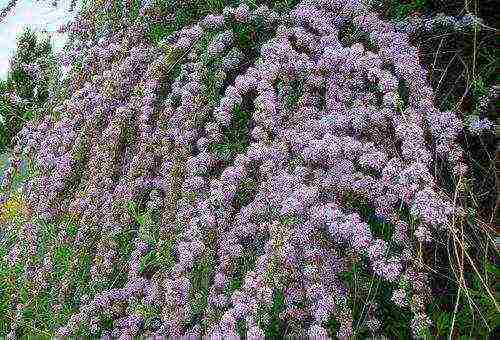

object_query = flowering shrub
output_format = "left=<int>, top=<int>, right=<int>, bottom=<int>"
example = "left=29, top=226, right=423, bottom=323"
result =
left=0, top=0, right=496, bottom=338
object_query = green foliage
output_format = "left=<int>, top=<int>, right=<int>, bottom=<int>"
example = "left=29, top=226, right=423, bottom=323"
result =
left=72, top=248, right=93, bottom=296
left=226, top=248, right=257, bottom=296
left=0, top=217, right=90, bottom=336
left=53, top=245, right=73, bottom=280
left=338, top=21, right=377, bottom=52
left=388, top=0, right=429, bottom=20
left=201, top=61, right=225, bottom=108
left=471, top=76, right=490, bottom=98
left=139, top=236, right=177, bottom=277
left=344, top=197, right=393, bottom=242
left=17, top=290, right=58, bottom=337
left=236, top=318, right=247, bottom=338
left=188, top=240, right=217, bottom=332
left=146, top=0, right=224, bottom=44
left=144, top=0, right=299, bottom=47
left=326, top=315, right=341, bottom=337
left=127, top=200, right=158, bottom=243
left=129, top=0, right=142, bottom=21
left=209, top=104, right=253, bottom=160
left=230, top=19, right=260, bottom=50
left=427, top=258, right=500, bottom=338
left=0, top=27, right=58, bottom=151
left=372, top=277, right=413, bottom=338
left=0, top=250, right=16, bottom=334
left=106, top=228, right=135, bottom=291
left=0, top=89, right=19, bottom=152
left=282, top=79, right=303, bottom=111
left=98, top=314, right=115, bottom=334
left=201, top=0, right=226, bottom=12
left=264, top=289, right=286, bottom=337
left=397, top=79, right=410, bottom=111
left=338, top=262, right=362, bottom=284
left=271, top=0, right=300, bottom=12
left=147, top=22, right=176, bottom=45
left=235, top=177, right=257, bottom=208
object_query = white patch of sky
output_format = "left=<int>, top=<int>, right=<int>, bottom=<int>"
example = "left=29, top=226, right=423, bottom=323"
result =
left=0, top=0, right=82, bottom=79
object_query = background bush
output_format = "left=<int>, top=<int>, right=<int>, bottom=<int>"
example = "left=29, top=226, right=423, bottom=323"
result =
left=0, top=27, right=60, bottom=151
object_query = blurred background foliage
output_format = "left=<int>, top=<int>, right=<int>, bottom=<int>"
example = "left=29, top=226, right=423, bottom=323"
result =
left=0, top=27, right=60, bottom=151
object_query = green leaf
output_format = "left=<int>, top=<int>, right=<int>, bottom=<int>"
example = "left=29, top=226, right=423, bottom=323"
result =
left=485, top=262, right=500, bottom=276
left=264, top=289, right=286, bottom=338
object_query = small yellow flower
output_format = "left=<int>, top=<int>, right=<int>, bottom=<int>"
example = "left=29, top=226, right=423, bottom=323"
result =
left=0, top=192, right=27, bottom=224
left=160, top=44, right=176, bottom=61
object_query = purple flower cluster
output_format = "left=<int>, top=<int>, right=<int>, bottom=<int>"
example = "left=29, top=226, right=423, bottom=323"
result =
left=467, top=116, right=495, bottom=136
left=0, top=0, right=472, bottom=338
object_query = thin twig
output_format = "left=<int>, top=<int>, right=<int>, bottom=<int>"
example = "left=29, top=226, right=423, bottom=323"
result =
left=430, top=38, right=445, bottom=81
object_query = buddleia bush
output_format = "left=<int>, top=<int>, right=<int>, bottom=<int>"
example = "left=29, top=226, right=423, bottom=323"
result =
left=0, top=0, right=497, bottom=338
